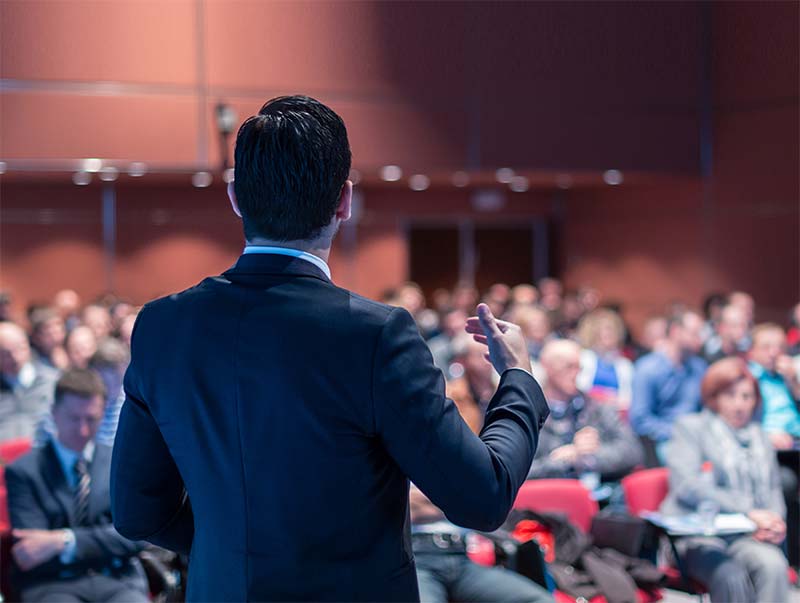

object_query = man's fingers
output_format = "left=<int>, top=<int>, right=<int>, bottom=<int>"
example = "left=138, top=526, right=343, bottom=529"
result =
left=472, top=334, right=488, bottom=345
left=477, top=303, right=502, bottom=337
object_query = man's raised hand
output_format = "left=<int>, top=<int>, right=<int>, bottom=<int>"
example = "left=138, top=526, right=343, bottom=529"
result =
left=465, top=303, right=532, bottom=375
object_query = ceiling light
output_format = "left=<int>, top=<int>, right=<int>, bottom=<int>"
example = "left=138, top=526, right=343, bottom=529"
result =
left=223, top=168, right=235, bottom=184
left=192, top=171, right=213, bottom=188
left=452, top=171, right=470, bottom=187
left=603, top=169, right=624, bottom=186
left=72, top=171, right=91, bottom=186
left=99, top=167, right=119, bottom=182
left=495, top=167, right=514, bottom=184
left=556, top=174, right=573, bottom=189
left=128, top=162, right=147, bottom=177
left=83, top=158, right=102, bottom=173
left=409, top=174, right=430, bottom=191
left=380, top=165, right=403, bottom=182
left=509, top=176, right=529, bottom=192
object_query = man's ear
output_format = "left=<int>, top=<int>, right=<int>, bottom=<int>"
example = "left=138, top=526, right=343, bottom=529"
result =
left=335, top=180, right=353, bottom=222
left=228, top=181, right=242, bottom=218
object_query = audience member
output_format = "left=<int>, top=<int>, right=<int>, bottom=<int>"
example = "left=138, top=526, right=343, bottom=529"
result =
left=65, top=325, right=97, bottom=370
left=538, top=278, right=562, bottom=311
left=427, top=308, right=468, bottom=374
left=660, top=358, right=789, bottom=603
left=451, top=284, right=479, bottom=315
left=448, top=336, right=497, bottom=415
left=509, top=284, right=539, bottom=308
left=5, top=369, right=148, bottom=602
left=700, top=292, right=728, bottom=342
left=52, top=289, right=82, bottom=331
left=629, top=311, right=707, bottom=462
left=787, top=302, right=800, bottom=356
left=118, top=313, right=137, bottom=348
left=507, top=304, right=551, bottom=362
left=29, top=307, right=69, bottom=371
left=528, top=340, right=642, bottom=480
left=576, top=309, right=634, bottom=409
left=33, top=339, right=129, bottom=448
left=748, top=323, right=800, bottom=449
left=109, top=301, right=135, bottom=338
left=81, top=304, right=113, bottom=341
left=728, top=291, right=755, bottom=330
left=636, top=315, right=667, bottom=359
left=0, top=322, right=59, bottom=442
left=702, top=304, right=749, bottom=364
left=410, top=485, right=552, bottom=603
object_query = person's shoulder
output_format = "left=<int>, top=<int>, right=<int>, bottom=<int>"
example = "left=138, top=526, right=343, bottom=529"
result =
left=634, top=351, right=666, bottom=373
left=5, top=446, right=45, bottom=480
left=673, top=411, right=706, bottom=434
left=140, top=278, right=219, bottom=313
left=343, top=290, right=396, bottom=322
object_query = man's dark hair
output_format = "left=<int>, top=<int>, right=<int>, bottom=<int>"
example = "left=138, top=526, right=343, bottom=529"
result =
left=54, top=369, right=106, bottom=407
left=233, top=95, right=351, bottom=241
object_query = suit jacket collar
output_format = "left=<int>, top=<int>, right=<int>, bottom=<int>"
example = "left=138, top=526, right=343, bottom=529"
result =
left=40, top=440, right=76, bottom=525
left=222, top=253, right=332, bottom=284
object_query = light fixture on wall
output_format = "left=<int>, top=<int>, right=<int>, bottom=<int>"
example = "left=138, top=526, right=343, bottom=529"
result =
left=99, top=167, right=119, bottom=182
left=192, top=171, right=213, bottom=188
left=603, top=169, right=624, bottom=185
left=409, top=174, right=430, bottom=191
left=509, top=175, right=529, bottom=192
left=73, top=171, right=92, bottom=185
left=495, top=167, right=514, bottom=184
left=452, top=171, right=470, bottom=188
left=380, top=165, right=402, bottom=182
left=128, top=162, right=148, bottom=177
left=215, top=102, right=238, bottom=172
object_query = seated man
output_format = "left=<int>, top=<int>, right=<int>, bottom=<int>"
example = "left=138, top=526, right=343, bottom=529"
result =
left=0, top=321, right=59, bottom=442
left=529, top=340, right=642, bottom=480
left=748, top=322, right=800, bottom=449
left=629, top=311, right=707, bottom=463
left=5, top=368, right=148, bottom=602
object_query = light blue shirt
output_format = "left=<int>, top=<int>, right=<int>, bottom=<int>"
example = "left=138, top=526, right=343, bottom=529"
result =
left=50, top=439, right=94, bottom=564
left=243, top=245, right=331, bottom=279
left=749, top=361, right=800, bottom=437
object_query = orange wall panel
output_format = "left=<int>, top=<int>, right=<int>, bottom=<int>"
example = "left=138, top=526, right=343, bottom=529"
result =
left=1, top=91, right=199, bottom=163
left=0, top=0, right=197, bottom=85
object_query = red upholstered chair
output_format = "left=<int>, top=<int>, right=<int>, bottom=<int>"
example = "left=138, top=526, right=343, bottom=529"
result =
left=621, top=468, right=670, bottom=515
left=513, top=479, right=599, bottom=533
left=0, top=437, right=32, bottom=465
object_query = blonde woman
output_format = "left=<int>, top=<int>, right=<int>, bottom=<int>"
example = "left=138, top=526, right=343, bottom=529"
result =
left=576, top=308, right=634, bottom=409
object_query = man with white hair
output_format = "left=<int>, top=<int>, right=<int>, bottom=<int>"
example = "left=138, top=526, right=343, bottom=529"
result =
left=0, top=322, right=59, bottom=442
left=703, top=304, right=749, bottom=364
left=528, top=339, right=642, bottom=480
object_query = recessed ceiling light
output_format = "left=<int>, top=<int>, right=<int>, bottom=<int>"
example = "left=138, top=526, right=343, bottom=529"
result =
left=603, top=169, right=624, bottom=186
left=380, top=165, right=403, bottom=182
left=409, top=174, right=430, bottom=191
left=192, top=171, right=213, bottom=188
left=99, top=167, right=119, bottom=182
left=495, top=167, right=514, bottom=184
left=509, top=176, right=529, bottom=192
left=128, top=162, right=147, bottom=177
left=73, top=171, right=91, bottom=186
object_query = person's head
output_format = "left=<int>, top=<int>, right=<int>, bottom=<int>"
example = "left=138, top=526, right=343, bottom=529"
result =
left=640, top=315, right=667, bottom=351
left=701, top=358, right=760, bottom=430
left=90, top=338, right=130, bottom=404
left=110, top=301, right=134, bottom=332
left=81, top=304, right=112, bottom=340
left=29, top=307, right=66, bottom=353
left=538, top=278, right=563, bottom=310
left=65, top=326, right=97, bottom=369
left=53, top=289, right=81, bottom=320
left=119, top=312, right=138, bottom=347
left=396, top=283, right=426, bottom=316
left=52, top=369, right=106, bottom=452
left=749, top=323, right=786, bottom=371
left=229, top=95, right=352, bottom=246
left=578, top=308, right=625, bottom=354
left=728, top=291, right=755, bottom=325
left=509, top=284, right=539, bottom=307
left=666, top=310, right=704, bottom=356
left=540, top=339, right=582, bottom=398
left=717, top=304, right=748, bottom=350
left=440, top=308, right=467, bottom=338
left=508, top=304, right=551, bottom=343
left=453, top=335, right=493, bottom=383
left=0, top=321, right=31, bottom=377
left=702, top=293, right=728, bottom=323
left=451, top=284, right=479, bottom=314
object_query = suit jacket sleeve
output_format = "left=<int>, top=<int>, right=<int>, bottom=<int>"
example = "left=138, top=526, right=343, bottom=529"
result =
left=5, top=464, right=51, bottom=530
left=373, top=307, right=549, bottom=531
left=110, top=308, right=194, bottom=555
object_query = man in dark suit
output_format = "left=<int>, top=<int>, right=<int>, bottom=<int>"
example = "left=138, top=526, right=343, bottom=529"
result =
left=110, top=95, right=549, bottom=602
left=5, top=369, right=148, bottom=602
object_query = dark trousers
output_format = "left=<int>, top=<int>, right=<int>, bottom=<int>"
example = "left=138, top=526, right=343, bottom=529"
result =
left=415, top=552, right=553, bottom=603
left=21, top=572, right=148, bottom=603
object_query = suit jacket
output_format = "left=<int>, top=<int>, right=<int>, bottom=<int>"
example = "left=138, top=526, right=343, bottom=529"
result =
left=110, top=253, right=549, bottom=602
left=5, top=441, right=145, bottom=589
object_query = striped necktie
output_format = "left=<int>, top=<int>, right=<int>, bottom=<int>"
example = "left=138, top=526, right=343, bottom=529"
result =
left=73, top=458, right=91, bottom=526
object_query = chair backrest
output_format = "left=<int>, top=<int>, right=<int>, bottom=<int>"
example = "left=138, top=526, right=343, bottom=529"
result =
left=513, top=479, right=599, bottom=533
left=621, top=467, right=670, bottom=515
left=0, top=437, right=32, bottom=465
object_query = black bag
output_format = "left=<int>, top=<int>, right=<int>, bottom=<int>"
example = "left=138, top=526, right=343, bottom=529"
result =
left=590, top=509, right=660, bottom=559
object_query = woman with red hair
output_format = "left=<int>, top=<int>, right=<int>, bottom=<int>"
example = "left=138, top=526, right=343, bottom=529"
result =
left=660, top=357, right=789, bottom=603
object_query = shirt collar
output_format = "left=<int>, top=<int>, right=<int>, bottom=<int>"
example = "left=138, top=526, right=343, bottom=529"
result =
left=52, top=438, right=95, bottom=482
left=243, top=245, right=331, bottom=280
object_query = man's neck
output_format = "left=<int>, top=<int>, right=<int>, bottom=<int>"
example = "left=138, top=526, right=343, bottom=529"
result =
left=246, top=237, right=331, bottom=264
